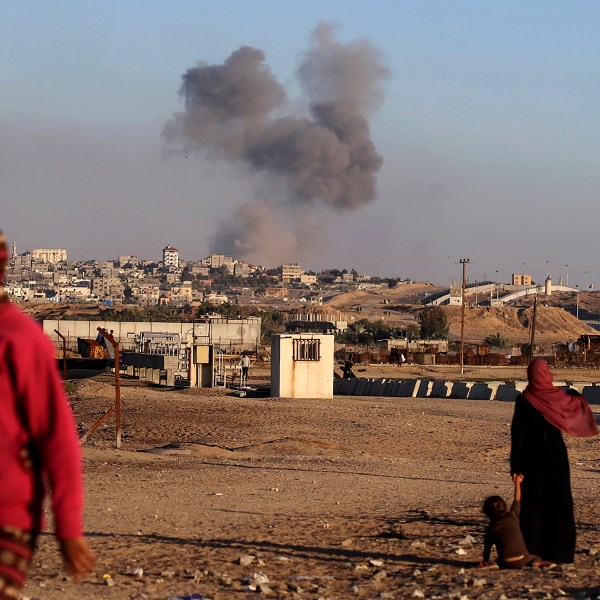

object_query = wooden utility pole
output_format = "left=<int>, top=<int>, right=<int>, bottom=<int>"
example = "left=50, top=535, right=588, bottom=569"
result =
left=460, top=258, right=470, bottom=375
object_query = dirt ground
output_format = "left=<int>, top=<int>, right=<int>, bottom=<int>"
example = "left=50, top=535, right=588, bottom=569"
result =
left=23, top=368, right=600, bottom=600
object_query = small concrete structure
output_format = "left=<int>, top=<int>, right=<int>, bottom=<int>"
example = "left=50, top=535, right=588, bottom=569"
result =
left=270, top=334, right=334, bottom=398
left=190, top=344, right=214, bottom=388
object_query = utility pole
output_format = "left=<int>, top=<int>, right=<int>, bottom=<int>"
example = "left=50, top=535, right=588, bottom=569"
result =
left=460, top=258, right=470, bottom=375
left=529, top=295, right=538, bottom=363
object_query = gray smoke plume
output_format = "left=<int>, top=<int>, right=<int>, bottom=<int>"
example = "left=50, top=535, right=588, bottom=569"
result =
left=164, top=23, right=389, bottom=261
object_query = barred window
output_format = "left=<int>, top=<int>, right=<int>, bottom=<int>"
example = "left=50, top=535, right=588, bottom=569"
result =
left=293, top=338, right=321, bottom=361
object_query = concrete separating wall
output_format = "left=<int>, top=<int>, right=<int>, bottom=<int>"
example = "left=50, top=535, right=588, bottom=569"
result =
left=333, top=377, right=600, bottom=403
left=43, top=318, right=261, bottom=352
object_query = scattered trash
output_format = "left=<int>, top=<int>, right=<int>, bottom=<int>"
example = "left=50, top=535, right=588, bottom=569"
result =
left=454, top=547, right=467, bottom=555
left=103, top=573, right=115, bottom=587
left=371, top=570, right=387, bottom=581
left=166, top=595, right=204, bottom=600
left=131, top=567, right=144, bottom=578
left=238, top=555, right=255, bottom=566
left=459, top=534, right=476, bottom=545
left=369, top=559, right=384, bottom=567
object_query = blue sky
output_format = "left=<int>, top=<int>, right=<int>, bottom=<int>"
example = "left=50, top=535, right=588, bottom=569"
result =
left=2, top=1, right=600, bottom=285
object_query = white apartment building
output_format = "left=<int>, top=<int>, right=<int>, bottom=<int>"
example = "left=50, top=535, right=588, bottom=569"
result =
left=32, top=248, right=67, bottom=264
left=163, top=245, right=179, bottom=269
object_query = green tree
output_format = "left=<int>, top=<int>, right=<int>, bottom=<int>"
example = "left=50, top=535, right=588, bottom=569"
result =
left=259, top=310, right=286, bottom=342
left=419, top=306, right=449, bottom=339
left=484, top=333, right=512, bottom=348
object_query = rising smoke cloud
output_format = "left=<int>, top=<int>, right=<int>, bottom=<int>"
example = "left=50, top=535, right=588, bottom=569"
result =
left=164, top=23, right=390, bottom=263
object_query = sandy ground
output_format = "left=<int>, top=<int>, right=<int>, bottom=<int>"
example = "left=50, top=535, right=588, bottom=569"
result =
left=23, top=369, right=600, bottom=600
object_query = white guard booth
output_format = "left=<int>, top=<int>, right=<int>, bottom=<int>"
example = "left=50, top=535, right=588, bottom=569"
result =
left=270, top=333, right=334, bottom=399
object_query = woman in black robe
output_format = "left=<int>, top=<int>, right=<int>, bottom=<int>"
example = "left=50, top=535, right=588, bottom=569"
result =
left=510, top=359, right=598, bottom=563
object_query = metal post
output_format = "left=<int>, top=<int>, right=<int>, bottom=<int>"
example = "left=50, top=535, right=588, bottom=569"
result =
left=530, top=295, right=538, bottom=363
left=80, top=327, right=121, bottom=449
left=495, top=270, right=499, bottom=301
left=459, top=258, right=469, bottom=375
left=576, top=285, right=580, bottom=320
left=54, top=329, right=67, bottom=380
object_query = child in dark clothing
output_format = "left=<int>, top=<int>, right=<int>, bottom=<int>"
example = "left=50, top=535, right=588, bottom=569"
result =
left=480, top=474, right=551, bottom=569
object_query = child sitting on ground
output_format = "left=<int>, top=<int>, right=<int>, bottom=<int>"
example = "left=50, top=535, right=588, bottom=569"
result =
left=480, top=474, right=551, bottom=569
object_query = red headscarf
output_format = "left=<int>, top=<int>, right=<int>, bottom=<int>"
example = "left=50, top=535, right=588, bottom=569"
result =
left=523, top=358, right=598, bottom=437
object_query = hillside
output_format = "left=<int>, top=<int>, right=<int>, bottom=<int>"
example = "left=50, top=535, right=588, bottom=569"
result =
left=443, top=304, right=597, bottom=345
left=322, top=290, right=597, bottom=347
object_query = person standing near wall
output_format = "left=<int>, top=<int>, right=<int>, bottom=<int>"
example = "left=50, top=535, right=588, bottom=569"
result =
left=0, top=231, right=95, bottom=597
left=240, top=353, right=250, bottom=381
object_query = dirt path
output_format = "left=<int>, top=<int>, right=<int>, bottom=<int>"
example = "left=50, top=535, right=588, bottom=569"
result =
left=22, top=377, right=600, bottom=599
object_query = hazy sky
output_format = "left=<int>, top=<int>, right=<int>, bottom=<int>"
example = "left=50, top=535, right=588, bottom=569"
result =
left=2, top=1, right=599, bottom=286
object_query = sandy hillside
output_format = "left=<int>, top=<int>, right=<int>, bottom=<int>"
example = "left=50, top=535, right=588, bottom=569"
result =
left=443, top=305, right=598, bottom=345
left=21, top=375, right=600, bottom=600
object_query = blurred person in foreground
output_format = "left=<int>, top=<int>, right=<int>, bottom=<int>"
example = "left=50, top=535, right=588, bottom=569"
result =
left=511, top=358, right=598, bottom=563
left=0, top=231, right=95, bottom=598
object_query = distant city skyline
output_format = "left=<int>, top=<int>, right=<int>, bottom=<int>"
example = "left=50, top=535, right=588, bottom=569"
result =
left=3, top=2, right=600, bottom=285
left=8, top=239, right=594, bottom=290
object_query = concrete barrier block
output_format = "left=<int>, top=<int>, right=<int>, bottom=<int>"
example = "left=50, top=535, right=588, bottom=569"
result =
left=582, top=386, right=600, bottom=405
left=166, top=370, right=175, bottom=386
left=398, top=379, right=418, bottom=397
left=430, top=381, right=450, bottom=398
left=389, top=380, right=402, bottom=396
left=355, top=378, right=368, bottom=396
left=369, top=379, right=385, bottom=396
left=345, top=378, right=360, bottom=395
left=449, top=382, right=471, bottom=399
left=495, top=384, right=519, bottom=402
left=468, top=383, right=493, bottom=400
left=486, top=382, right=501, bottom=400
left=416, top=380, right=432, bottom=398
left=381, top=380, right=395, bottom=396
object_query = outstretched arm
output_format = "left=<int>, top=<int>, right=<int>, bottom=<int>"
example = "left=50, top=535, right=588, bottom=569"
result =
left=513, top=472, right=524, bottom=502
left=510, top=398, right=526, bottom=475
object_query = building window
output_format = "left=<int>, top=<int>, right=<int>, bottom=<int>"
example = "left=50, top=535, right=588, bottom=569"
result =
left=293, top=339, right=321, bottom=361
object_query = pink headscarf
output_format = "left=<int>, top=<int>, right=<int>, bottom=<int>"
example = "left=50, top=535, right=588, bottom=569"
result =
left=523, top=358, right=598, bottom=437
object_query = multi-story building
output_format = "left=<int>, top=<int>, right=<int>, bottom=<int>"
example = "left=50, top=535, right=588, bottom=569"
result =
left=301, top=273, right=317, bottom=285
left=163, top=246, right=179, bottom=269
left=234, top=262, right=251, bottom=277
left=512, top=274, right=532, bottom=286
left=282, top=263, right=304, bottom=283
left=32, top=248, right=67, bottom=264
left=118, top=255, right=140, bottom=267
